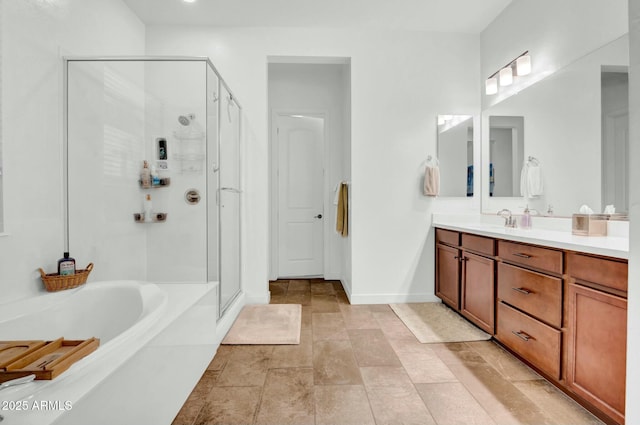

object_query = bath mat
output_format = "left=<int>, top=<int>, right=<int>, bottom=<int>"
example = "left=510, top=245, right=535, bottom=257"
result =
left=222, top=304, right=301, bottom=345
left=390, top=302, right=491, bottom=344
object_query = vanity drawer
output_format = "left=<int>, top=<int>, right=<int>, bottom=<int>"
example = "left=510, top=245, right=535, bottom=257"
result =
left=566, top=252, right=627, bottom=294
left=496, top=302, right=561, bottom=380
left=497, top=263, right=562, bottom=327
left=436, top=229, right=460, bottom=247
left=462, top=233, right=495, bottom=256
left=498, top=241, right=563, bottom=275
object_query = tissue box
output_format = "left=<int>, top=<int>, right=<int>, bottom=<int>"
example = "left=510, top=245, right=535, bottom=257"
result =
left=572, top=214, right=608, bottom=236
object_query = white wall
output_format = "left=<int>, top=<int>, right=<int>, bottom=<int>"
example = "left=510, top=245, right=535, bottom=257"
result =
left=0, top=0, right=145, bottom=302
left=481, top=0, right=628, bottom=110
left=626, top=1, right=639, bottom=423
left=146, top=27, right=481, bottom=303
left=268, top=62, right=349, bottom=281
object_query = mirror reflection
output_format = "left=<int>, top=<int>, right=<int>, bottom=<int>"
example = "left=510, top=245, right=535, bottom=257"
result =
left=482, top=35, right=629, bottom=216
left=489, top=116, right=524, bottom=197
left=436, top=115, right=473, bottom=197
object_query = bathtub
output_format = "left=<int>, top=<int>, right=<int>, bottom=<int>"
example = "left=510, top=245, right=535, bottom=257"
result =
left=0, top=281, right=225, bottom=425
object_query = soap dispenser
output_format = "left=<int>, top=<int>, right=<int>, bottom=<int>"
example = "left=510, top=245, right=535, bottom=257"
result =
left=521, top=205, right=532, bottom=229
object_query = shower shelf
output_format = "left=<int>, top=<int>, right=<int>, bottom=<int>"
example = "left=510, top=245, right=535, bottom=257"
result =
left=139, top=177, right=171, bottom=189
left=133, top=213, right=168, bottom=223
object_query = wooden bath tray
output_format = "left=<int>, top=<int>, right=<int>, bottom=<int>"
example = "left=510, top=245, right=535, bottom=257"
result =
left=0, top=337, right=100, bottom=382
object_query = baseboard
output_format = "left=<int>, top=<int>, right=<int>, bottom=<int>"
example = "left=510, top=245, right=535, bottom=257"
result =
left=348, top=293, right=440, bottom=305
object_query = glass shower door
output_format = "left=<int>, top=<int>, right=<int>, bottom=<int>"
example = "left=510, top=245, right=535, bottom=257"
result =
left=207, top=65, right=220, bottom=286
left=218, top=84, right=241, bottom=316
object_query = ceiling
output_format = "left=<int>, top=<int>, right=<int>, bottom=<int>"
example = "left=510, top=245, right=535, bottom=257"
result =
left=122, top=0, right=512, bottom=33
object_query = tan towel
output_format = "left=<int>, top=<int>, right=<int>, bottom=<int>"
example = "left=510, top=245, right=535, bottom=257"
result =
left=424, top=166, right=440, bottom=196
left=336, top=183, right=348, bottom=237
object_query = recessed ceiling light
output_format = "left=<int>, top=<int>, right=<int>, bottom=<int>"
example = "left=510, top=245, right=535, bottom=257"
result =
left=183, top=0, right=196, bottom=3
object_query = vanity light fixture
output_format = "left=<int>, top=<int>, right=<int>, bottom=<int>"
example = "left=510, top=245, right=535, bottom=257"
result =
left=485, top=51, right=531, bottom=95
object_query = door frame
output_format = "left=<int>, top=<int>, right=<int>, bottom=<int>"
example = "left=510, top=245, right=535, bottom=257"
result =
left=269, top=109, right=329, bottom=280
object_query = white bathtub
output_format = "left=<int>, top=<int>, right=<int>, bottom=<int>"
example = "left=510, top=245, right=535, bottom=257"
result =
left=0, top=281, right=171, bottom=424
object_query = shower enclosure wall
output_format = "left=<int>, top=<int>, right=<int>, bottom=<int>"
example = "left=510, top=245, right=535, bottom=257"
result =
left=64, top=57, right=241, bottom=318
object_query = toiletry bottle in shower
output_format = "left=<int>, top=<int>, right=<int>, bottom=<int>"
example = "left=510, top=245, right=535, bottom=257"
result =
left=150, top=164, right=160, bottom=186
left=58, top=252, right=76, bottom=276
left=144, top=194, right=153, bottom=222
left=140, top=160, right=151, bottom=188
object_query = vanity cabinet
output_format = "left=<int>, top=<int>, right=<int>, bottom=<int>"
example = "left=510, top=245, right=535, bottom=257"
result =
left=496, top=241, right=564, bottom=379
left=434, top=227, right=628, bottom=425
left=435, top=229, right=495, bottom=334
left=566, top=253, right=627, bottom=425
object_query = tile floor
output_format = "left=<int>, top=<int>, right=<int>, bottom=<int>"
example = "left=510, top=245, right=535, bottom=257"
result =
left=172, top=279, right=604, bottom=425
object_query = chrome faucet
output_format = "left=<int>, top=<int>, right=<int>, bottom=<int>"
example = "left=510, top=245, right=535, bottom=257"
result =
left=497, top=209, right=517, bottom=228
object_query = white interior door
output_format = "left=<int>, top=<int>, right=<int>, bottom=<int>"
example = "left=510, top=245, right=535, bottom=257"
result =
left=277, top=114, right=324, bottom=277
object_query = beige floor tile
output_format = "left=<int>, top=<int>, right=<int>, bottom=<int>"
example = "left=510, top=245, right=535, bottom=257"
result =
left=387, top=335, right=426, bottom=353
left=285, top=291, right=311, bottom=306
left=288, top=279, right=311, bottom=292
left=416, top=382, right=497, bottom=425
left=367, top=385, right=437, bottom=425
left=269, top=330, right=313, bottom=368
left=313, top=340, right=363, bottom=385
left=513, top=379, right=605, bottom=425
left=466, top=341, right=541, bottom=381
left=207, top=345, right=233, bottom=370
left=215, top=346, right=273, bottom=387
left=269, top=294, right=287, bottom=304
left=367, top=304, right=394, bottom=314
left=340, top=305, right=380, bottom=329
left=348, top=329, right=402, bottom=367
left=194, top=386, right=261, bottom=425
left=360, top=366, right=414, bottom=388
left=312, top=312, right=349, bottom=340
left=311, top=294, right=341, bottom=313
left=255, top=368, right=315, bottom=425
left=396, top=347, right=458, bottom=383
left=269, top=281, right=288, bottom=296
left=314, top=385, right=375, bottom=425
left=310, top=282, right=336, bottom=295
left=374, top=313, right=417, bottom=340
left=172, top=370, right=219, bottom=425
left=447, top=362, right=548, bottom=425
left=430, top=342, right=488, bottom=366
left=336, top=290, right=351, bottom=304
left=300, top=306, right=313, bottom=330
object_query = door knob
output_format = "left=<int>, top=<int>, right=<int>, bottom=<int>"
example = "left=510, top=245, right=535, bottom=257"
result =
left=315, top=214, right=323, bottom=219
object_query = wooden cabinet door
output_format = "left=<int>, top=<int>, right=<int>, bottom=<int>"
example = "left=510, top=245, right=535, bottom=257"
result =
left=567, top=283, right=627, bottom=425
left=436, top=244, right=460, bottom=310
left=461, top=252, right=495, bottom=334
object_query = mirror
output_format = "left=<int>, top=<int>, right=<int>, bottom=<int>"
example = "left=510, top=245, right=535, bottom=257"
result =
left=488, top=116, right=524, bottom=197
left=482, top=35, right=629, bottom=216
left=436, top=115, right=474, bottom=197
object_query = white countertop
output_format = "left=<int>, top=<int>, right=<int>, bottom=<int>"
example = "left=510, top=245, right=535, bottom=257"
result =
left=432, top=214, right=629, bottom=260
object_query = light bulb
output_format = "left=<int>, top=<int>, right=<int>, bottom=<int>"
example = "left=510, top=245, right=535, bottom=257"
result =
left=485, top=77, right=498, bottom=95
left=499, top=66, right=513, bottom=86
left=516, top=54, right=531, bottom=76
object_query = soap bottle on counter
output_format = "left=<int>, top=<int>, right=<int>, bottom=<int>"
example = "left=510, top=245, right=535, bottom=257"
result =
left=140, top=160, right=151, bottom=189
left=520, top=205, right=532, bottom=229
left=143, top=194, right=153, bottom=222
left=58, top=252, right=76, bottom=276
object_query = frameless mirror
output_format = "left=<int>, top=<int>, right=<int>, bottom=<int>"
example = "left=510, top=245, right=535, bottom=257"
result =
left=482, top=35, right=629, bottom=216
left=488, top=116, right=524, bottom=197
left=436, top=115, right=474, bottom=197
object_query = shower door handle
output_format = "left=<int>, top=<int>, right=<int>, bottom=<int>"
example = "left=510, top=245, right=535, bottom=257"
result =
left=220, top=187, right=242, bottom=194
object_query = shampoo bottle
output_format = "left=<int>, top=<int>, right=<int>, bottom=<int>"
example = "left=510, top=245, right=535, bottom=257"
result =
left=58, top=252, right=76, bottom=276
left=140, top=160, right=151, bottom=189
left=144, top=194, right=153, bottom=222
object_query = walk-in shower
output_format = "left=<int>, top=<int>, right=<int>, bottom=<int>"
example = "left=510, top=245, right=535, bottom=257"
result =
left=63, top=57, right=241, bottom=318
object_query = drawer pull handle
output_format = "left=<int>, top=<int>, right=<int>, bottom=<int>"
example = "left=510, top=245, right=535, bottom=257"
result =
left=511, top=287, right=532, bottom=295
left=513, top=253, right=532, bottom=259
left=512, top=330, right=532, bottom=342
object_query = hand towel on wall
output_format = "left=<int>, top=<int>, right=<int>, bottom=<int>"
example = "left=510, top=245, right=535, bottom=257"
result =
left=520, top=161, right=543, bottom=198
left=336, top=182, right=348, bottom=237
left=423, top=165, right=440, bottom=196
